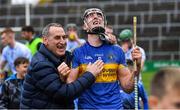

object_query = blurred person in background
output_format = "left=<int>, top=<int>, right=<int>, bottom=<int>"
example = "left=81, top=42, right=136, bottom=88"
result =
left=105, top=25, right=117, bottom=44
left=0, top=46, right=8, bottom=84
left=67, top=8, right=142, bottom=109
left=0, top=28, right=32, bottom=75
left=149, top=67, right=180, bottom=109
left=118, top=29, right=148, bottom=109
left=66, top=23, right=86, bottom=52
left=118, top=29, right=146, bottom=72
left=0, top=57, right=29, bottom=109
left=21, top=26, right=42, bottom=55
left=20, top=23, right=104, bottom=109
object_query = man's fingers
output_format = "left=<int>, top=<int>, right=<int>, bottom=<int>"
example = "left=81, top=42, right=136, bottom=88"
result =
left=93, top=60, right=104, bottom=70
left=60, top=66, right=70, bottom=75
left=61, top=69, right=71, bottom=76
left=58, top=62, right=68, bottom=71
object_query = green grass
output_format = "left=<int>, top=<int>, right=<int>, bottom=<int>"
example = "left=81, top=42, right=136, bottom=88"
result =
left=142, top=71, right=155, bottom=95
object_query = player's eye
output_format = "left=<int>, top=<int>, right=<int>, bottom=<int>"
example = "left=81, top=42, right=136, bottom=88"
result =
left=97, top=12, right=102, bottom=17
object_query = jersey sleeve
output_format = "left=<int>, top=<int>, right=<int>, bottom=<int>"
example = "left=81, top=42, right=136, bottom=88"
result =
left=71, top=49, right=80, bottom=69
left=117, top=47, right=127, bottom=69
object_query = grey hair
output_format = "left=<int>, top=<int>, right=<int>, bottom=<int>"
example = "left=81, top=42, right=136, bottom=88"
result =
left=42, top=23, right=62, bottom=37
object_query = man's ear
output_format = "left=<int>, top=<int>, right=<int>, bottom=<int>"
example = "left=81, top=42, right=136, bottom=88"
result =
left=43, top=37, right=48, bottom=45
left=149, top=95, right=159, bottom=109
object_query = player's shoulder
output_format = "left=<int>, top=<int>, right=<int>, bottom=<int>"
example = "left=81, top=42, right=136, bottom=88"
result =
left=110, top=44, right=124, bottom=52
left=72, top=42, right=87, bottom=54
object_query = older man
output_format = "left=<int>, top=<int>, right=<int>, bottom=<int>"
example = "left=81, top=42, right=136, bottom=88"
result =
left=20, top=23, right=104, bottom=109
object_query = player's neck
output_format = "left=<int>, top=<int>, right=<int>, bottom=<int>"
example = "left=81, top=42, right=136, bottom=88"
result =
left=9, top=40, right=15, bottom=48
left=88, top=34, right=102, bottom=47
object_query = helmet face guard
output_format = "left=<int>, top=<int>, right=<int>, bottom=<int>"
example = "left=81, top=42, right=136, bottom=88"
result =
left=82, top=8, right=106, bottom=34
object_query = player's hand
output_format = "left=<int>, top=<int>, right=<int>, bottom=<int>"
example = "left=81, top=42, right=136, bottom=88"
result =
left=86, top=60, right=104, bottom=77
left=131, top=47, right=142, bottom=75
left=57, top=62, right=71, bottom=82
left=131, top=47, right=142, bottom=64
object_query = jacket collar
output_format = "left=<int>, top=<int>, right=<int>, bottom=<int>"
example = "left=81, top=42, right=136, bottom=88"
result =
left=39, top=44, right=67, bottom=67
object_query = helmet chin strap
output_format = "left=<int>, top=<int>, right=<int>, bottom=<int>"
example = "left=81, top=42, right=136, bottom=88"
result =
left=86, top=26, right=112, bottom=44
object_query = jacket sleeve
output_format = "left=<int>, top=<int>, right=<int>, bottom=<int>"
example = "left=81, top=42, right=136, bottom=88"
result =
left=0, top=82, right=9, bottom=109
left=31, top=61, right=95, bottom=101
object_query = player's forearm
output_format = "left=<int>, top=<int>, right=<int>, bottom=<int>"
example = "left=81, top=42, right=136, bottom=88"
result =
left=120, top=66, right=141, bottom=93
left=121, top=73, right=135, bottom=93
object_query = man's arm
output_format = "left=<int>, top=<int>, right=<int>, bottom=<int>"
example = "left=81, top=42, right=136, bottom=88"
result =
left=33, top=60, right=103, bottom=101
left=118, top=47, right=142, bottom=93
left=0, top=61, right=7, bottom=72
left=66, top=60, right=104, bottom=83
left=67, top=68, right=79, bottom=83
left=117, top=67, right=134, bottom=93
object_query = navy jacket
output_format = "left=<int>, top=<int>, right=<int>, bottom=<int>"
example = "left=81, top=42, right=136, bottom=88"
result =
left=20, top=44, right=95, bottom=109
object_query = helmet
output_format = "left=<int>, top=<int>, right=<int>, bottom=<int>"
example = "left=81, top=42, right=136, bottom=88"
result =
left=82, top=8, right=106, bottom=34
left=119, top=29, right=133, bottom=41
left=82, top=8, right=104, bottom=21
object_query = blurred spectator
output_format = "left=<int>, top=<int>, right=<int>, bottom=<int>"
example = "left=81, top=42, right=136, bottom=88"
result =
left=105, top=25, right=117, bottom=44
left=0, top=57, right=29, bottom=109
left=149, top=67, right=180, bottom=109
left=0, top=28, right=31, bottom=74
left=21, top=26, right=42, bottom=55
left=66, top=23, right=86, bottom=52
left=118, top=29, right=146, bottom=71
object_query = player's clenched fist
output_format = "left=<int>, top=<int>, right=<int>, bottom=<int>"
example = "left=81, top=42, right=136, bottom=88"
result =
left=57, top=62, right=71, bottom=81
left=131, top=47, right=142, bottom=66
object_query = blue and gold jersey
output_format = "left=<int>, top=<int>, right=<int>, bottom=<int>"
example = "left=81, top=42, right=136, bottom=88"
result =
left=72, top=42, right=126, bottom=109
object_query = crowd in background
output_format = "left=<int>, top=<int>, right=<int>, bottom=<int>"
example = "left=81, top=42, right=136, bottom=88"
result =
left=0, top=7, right=179, bottom=109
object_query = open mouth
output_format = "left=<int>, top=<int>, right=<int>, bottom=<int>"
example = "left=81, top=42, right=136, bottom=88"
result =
left=93, top=20, right=101, bottom=25
left=57, top=45, right=65, bottom=51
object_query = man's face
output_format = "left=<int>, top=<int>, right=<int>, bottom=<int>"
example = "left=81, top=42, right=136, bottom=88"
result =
left=121, top=40, right=132, bottom=52
left=43, top=26, right=67, bottom=57
left=1, top=33, right=13, bottom=46
left=157, top=88, right=180, bottom=109
left=67, top=27, right=77, bottom=35
left=21, top=31, right=30, bottom=40
left=84, top=11, right=104, bottom=31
